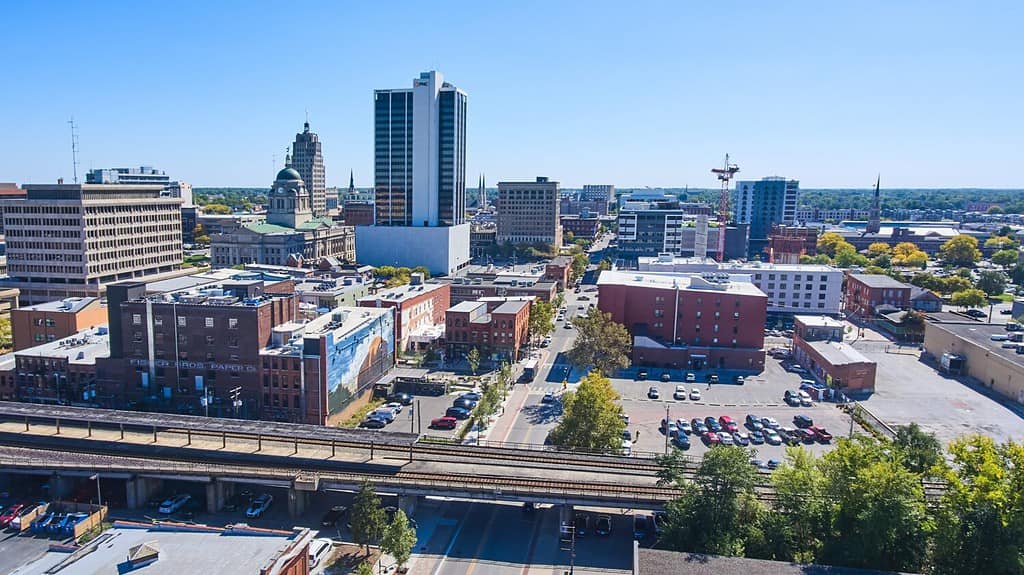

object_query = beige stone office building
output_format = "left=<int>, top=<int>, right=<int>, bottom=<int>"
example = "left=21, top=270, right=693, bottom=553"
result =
left=496, top=177, right=562, bottom=247
left=923, top=320, right=1024, bottom=405
left=0, top=183, right=186, bottom=305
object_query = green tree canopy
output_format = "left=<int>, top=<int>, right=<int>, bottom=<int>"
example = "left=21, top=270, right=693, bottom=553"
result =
left=567, top=310, right=632, bottom=376
left=985, top=235, right=1018, bottom=250
left=466, top=347, right=481, bottom=375
left=817, top=232, right=849, bottom=258
left=867, top=242, right=891, bottom=257
left=528, top=301, right=555, bottom=341
left=547, top=372, right=625, bottom=452
left=976, top=270, right=1008, bottom=296
left=941, top=275, right=974, bottom=295
left=941, top=235, right=982, bottom=267
left=991, top=249, right=1019, bottom=268
left=381, top=509, right=418, bottom=570
left=833, top=244, right=870, bottom=268
left=350, top=481, right=386, bottom=554
left=201, top=203, right=232, bottom=215
left=571, top=252, right=589, bottom=280
left=893, top=422, right=943, bottom=475
left=951, top=288, right=987, bottom=309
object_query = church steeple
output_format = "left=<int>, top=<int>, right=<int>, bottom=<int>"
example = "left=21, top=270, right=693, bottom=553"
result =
left=349, top=170, right=355, bottom=194
left=866, top=175, right=881, bottom=234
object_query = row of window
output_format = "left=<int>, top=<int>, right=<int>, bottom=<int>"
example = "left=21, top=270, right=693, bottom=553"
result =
left=133, top=314, right=240, bottom=329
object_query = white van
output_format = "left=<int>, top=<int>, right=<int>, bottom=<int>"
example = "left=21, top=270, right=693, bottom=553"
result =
left=309, top=538, right=333, bottom=568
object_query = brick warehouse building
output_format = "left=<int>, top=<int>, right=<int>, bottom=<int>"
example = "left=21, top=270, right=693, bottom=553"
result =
left=96, top=279, right=300, bottom=417
left=445, top=299, right=530, bottom=364
left=597, top=270, right=767, bottom=372
left=844, top=273, right=912, bottom=318
left=357, top=276, right=450, bottom=352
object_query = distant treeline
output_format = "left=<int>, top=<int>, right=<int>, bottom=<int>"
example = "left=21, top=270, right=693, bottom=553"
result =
left=194, top=188, right=266, bottom=209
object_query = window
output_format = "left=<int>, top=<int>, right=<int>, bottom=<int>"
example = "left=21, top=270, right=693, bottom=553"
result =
left=228, top=318, right=238, bottom=329
left=205, top=317, right=215, bottom=328
left=794, top=274, right=801, bottom=281
left=132, top=332, right=143, bottom=343
left=654, top=309, right=664, bottom=318
left=132, top=314, right=142, bottom=325
left=205, top=335, right=215, bottom=345
left=154, top=317, right=163, bottom=326
left=819, top=293, right=826, bottom=300
left=733, top=312, right=740, bottom=319
left=178, top=316, right=186, bottom=327
left=712, top=337, right=719, bottom=344
left=695, top=324, right=701, bottom=332
left=714, top=311, right=720, bottom=319
left=713, top=324, right=719, bottom=333
left=695, top=311, right=702, bottom=318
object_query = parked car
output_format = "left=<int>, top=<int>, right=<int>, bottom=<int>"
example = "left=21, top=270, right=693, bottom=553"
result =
left=31, top=512, right=55, bottom=533
left=764, top=429, right=783, bottom=445
left=966, top=309, right=987, bottom=318
left=704, top=417, right=722, bottom=432
left=672, top=434, right=691, bottom=449
left=746, top=414, right=764, bottom=431
left=797, top=390, right=813, bottom=407
left=718, top=415, right=738, bottom=433
left=796, top=428, right=817, bottom=443
left=246, top=493, right=273, bottom=518
left=460, top=391, right=482, bottom=402
left=159, top=494, right=191, bottom=515
left=360, top=417, right=386, bottom=429
left=574, top=512, right=590, bottom=536
left=761, top=416, right=780, bottom=429
left=685, top=372, right=696, bottom=382
left=735, top=375, right=745, bottom=384
left=9, top=505, right=37, bottom=531
left=689, top=388, right=702, bottom=401
left=691, top=418, right=708, bottom=434
left=749, top=430, right=765, bottom=445
left=784, top=389, right=800, bottom=405
left=321, top=505, right=348, bottom=527
left=445, top=406, right=471, bottom=420
left=370, top=409, right=396, bottom=423
left=647, top=386, right=660, bottom=399
left=676, top=419, right=692, bottom=435
left=452, top=397, right=476, bottom=410
left=718, top=431, right=735, bottom=446
left=384, top=402, right=404, bottom=413
left=779, top=427, right=802, bottom=446
left=767, top=459, right=781, bottom=470
left=542, top=392, right=556, bottom=403
left=702, top=431, right=720, bottom=445
left=389, top=392, right=413, bottom=405
left=595, top=514, right=612, bottom=536
left=794, top=414, right=814, bottom=428
left=637, top=370, right=648, bottom=381
left=660, top=372, right=672, bottom=382
left=809, top=426, right=833, bottom=442
left=733, top=431, right=750, bottom=446
left=0, top=503, right=25, bottom=528
left=673, top=385, right=687, bottom=400
left=61, top=513, right=89, bottom=537
left=633, top=514, right=651, bottom=539
left=430, top=416, right=458, bottom=430
left=708, top=374, right=719, bottom=384
left=309, top=538, right=333, bottom=568
left=661, top=419, right=679, bottom=437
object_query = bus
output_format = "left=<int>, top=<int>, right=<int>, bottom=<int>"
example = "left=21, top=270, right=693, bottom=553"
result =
left=521, top=358, right=538, bottom=383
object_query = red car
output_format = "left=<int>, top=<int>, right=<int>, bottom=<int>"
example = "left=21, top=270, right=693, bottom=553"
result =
left=796, top=429, right=817, bottom=443
left=718, top=416, right=739, bottom=433
left=808, top=426, right=833, bottom=442
left=702, top=431, right=720, bottom=445
left=0, top=504, right=25, bottom=528
left=430, top=416, right=458, bottom=430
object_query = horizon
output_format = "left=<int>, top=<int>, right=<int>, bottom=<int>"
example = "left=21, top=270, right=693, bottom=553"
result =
left=1, top=2, right=1021, bottom=189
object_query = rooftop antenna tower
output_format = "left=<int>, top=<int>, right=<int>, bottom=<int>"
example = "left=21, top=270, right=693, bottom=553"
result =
left=711, top=154, right=739, bottom=261
left=68, top=117, right=80, bottom=183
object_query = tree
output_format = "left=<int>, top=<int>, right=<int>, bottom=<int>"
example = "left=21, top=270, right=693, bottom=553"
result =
left=350, top=481, right=386, bottom=555
left=659, top=445, right=764, bottom=556
left=941, top=275, right=974, bottom=295
left=941, top=235, right=982, bottom=267
left=833, top=244, right=869, bottom=268
left=770, top=447, right=829, bottom=562
left=986, top=205, right=1005, bottom=214
left=201, top=203, right=232, bottom=215
left=817, top=232, right=847, bottom=258
left=901, top=250, right=928, bottom=268
left=0, top=317, right=11, bottom=353
left=951, top=289, right=987, bottom=309
left=976, top=270, right=1007, bottom=296
left=910, top=272, right=942, bottom=292
left=893, top=242, right=921, bottom=259
left=355, top=562, right=374, bottom=575
left=567, top=310, right=632, bottom=376
left=867, top=242, right=891, bottom=257
left=381, top=509, right=418, bottom=571
left=931, top=435, right=1024, bottom=575
left=547, top=372, right=625, bottom=452
left=893, top=422, right=943, bottom=475
left=564, top=230, right=575, bottom=243
left=571, top=252, right=589, bottom=280
left=466, top=347, right=481, bottom=375
left=528, top=301, right=554, bottom=343
left=985, top=235, right=1018, bottom=250
left=597, top=258, right=612, bottom=271
left=992, top=249, right=1019, bottom=268
left=412, top=266, right=431, bottom=279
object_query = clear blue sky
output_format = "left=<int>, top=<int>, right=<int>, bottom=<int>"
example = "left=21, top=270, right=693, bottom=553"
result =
left=1, top=1, right=1021, bottom=189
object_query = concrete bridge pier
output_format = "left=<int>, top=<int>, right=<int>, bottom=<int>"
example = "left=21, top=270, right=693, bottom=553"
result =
left=559, top=503, right=574, bottom=528
left=206, top=479, right=230, bottom=513
left=398, top=494, right=420, bottom=517
left=126, top=476, right=163, bottom=510
left=49, top=473, right=74, bottom=500
left=287, top=489, right=309, bottom=519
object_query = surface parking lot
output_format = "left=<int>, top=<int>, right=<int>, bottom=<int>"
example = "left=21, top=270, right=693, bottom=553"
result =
left=613, top=357, right=855, bottom=460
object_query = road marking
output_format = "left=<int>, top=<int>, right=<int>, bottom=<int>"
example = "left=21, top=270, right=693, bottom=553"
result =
left=464, top=505, right=500, bottom=575
left=519, top=510, right=544, bottom=575
left=431, top=503, right=472, bottom=575
left=499, top=386, right=534, bottom=444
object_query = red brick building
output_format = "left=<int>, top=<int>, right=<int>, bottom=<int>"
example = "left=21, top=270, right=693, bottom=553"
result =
left=357, top=279, right=450, bottom=352
left=844, top=273, right=912, bottom=318
left=792, top=315, right=876, bottom=392
left=445, top=299, right=530, bottom=363
left=342, top=201, right=375, bottom=226
left=560, top=215, right=601, bottom=241
left=544, top=256, right=572, bottom=290
left=597, top=271, right=767, bottom=371
left=11, top=296, right=108, bottom=351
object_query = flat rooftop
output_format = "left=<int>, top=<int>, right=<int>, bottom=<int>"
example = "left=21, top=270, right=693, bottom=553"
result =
left=638, top=256, right=839, bottom=273
left=597, top=270, right=767, bottom=297
left=448, top=301, right=485, bottom=313
left=637, top=548, right=913, bottom=575
left=794, top=315, right=845, bottom=329
left=15, top=296, right=99, bottom=314
left=16, top=326, right=110, bottom=364
left=358, top=281, right=446, bottom=304
left=18, top=523, right=310, bottom=575
left=145, top=269, right=240, bottom=294
left=804, top=340, right=872, bottom=366
left=493, top=300, right=529, bottom=315
left=848, top=273, right=911, bottom=289
left=928, top=321, right=1024, bottom=366
left=294, top=278, right=367, bottom=296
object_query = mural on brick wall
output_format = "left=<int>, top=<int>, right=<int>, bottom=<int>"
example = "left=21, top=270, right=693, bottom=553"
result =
left=324, top=313, right=395, bottom=415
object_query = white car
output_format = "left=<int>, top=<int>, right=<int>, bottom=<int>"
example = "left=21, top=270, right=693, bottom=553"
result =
left=718, top=432, right=734, bottom=446
left=246, top=493, right=274, bottom=518
left=685, top=373, right=696, bottom=383
left=761, top=416, right=780, bottom=430
left=158, top=494, right=191, bottom=515
left=676, top=419, right=692, bottom=435
left=673, top=385, right=687, bottom=400
left=797, top=391, right=813, bottom=407
left=309, top=538, right=333, bottom=568
left=734, top=431, right=751, bottom=446
left=764, top=429, right=783, bottom=445
left=689, top=388, right=702, bottom=401
left=369, top=409, right=395, bottom=423
left=385, top=402, right=403, bottom=413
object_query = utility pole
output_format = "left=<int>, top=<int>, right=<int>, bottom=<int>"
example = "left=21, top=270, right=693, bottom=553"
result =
left=664, top=404, right=670, bottom=454
left=229, top=386, right=242, bottom=418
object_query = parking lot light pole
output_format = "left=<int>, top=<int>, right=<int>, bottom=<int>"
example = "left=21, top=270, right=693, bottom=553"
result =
left=664, top=404, right=670, bottom=454
left=90, top=473, right=102, bottom=508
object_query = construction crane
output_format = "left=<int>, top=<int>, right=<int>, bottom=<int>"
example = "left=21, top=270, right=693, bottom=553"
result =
left=711, top=154, right=739, bottom=261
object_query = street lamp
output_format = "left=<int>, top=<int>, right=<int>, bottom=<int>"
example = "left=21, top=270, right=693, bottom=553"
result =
left=89, top=473, right=102, bottom=508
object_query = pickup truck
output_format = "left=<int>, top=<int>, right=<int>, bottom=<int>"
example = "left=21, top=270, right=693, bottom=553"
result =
left=808, top=426, right=833, bottom=442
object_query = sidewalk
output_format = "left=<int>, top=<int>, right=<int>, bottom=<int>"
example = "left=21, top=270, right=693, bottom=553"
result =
left=480, top=383, right=533, bottom=445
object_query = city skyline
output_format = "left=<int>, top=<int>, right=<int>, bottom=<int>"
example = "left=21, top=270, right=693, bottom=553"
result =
left=1, top=2, right=1022, bottom=189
